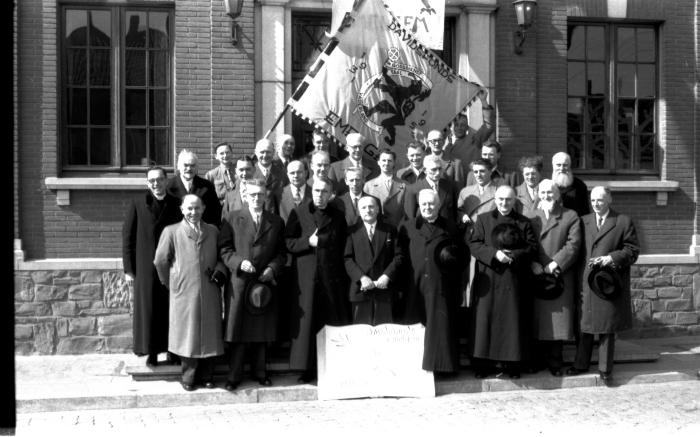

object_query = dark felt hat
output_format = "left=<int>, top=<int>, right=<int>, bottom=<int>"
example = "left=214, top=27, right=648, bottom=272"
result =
left=433, top=238, right=467, bottom=271
left=587, top=265, right=623, bottom=300
left=532, top=273, right=564, bottom=300
left=245, top=281, right=273, bottom=315
left=491, top=222, right=525, bottom=250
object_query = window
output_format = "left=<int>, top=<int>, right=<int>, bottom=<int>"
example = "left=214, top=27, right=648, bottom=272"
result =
left=61, top=5, right=173, bottom=172
left=567, top=22, right=658, bottom=174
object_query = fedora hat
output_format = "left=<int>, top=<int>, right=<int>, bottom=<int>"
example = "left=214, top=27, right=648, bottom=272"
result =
left=532, top=273, right=564, bottom=300
left=244, top=281, right=273, bottom=315
left=587, top=265, right=623, bottom=300
left=491, top=223, right=525, bottom=251
left=433, top=238, right=467, bottom=271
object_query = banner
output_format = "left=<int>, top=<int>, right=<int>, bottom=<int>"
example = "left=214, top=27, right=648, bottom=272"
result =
left=331, top=0, right=445, bottom=50
left=290, top=0, right=482, bottom=167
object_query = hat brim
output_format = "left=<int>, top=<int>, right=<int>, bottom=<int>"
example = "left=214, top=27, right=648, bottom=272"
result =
left=244, top=281, right=273, bottom=315
left=587, top=266, right=623, bottom=300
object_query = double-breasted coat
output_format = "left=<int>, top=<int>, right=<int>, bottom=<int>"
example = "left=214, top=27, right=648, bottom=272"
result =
left=579, top=210, right=639, bottom=333
left=468, top=209, right=538, bottom=362
left=363, top=176, right=406, bottom=227
left=218, top=208, right=286, bottom=343
left=154, top=220, right=225, bottom=358
left=529, top=205, right=582, bottom=340
left=285, top=200, right=350, bottom=370
left=398, top=216, right=463, bottom=372
left=122, top=192, right=182, bottom=355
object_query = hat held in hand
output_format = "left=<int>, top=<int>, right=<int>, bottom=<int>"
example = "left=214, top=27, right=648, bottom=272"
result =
left=532, top=272, right=564, bottom=300
left=587, top=265, right=623, bottom=300
left=245, top=281, right=273, bottom=315
left=491, top=223, right=525, bottom=250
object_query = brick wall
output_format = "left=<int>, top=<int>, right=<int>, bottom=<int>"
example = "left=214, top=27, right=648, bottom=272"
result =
left=494, top=0, right=698, bottom=254
left=16, top=0, right=255, bottom=259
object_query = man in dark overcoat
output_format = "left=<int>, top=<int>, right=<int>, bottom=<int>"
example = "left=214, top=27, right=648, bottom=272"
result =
left=166, top=149, right=222, bottom=227
left=285, top=177, right=350, bottom=382
left=398, top=189, right=464, bottom=374
left=551, top=152, right=590, bottom=217
left=567, top=186, right=639, bottom=383
left=123, top=166, right=182, bottom=366
left=468, top=185, right=538, bottom=378
left=278, top=160, right=312, bottom=224
left=344, top=196, right=404, bottom=325
left=529, top=179, right=582, bottom=376
left=219, top=179, right=286, bottom=391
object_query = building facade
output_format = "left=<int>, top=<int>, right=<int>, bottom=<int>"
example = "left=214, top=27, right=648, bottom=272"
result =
left=14, top=0, right=700, bottom=354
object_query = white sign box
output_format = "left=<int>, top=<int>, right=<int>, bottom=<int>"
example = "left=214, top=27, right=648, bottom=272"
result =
left=317, top=323, right=435, bottom=400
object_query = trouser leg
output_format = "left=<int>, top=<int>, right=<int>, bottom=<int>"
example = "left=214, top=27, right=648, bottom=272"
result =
left=250, top=342, right=267, bottom=379
left=197, top=357, right=214, bottom=383
left=227, top=343, right=246, bottom=382
left=573, top=333, right=594, bottom=370
left=180, top=357, right=198, bottom=385
left=544, top=340, right=563, bottom=370
left=597, top=334, right=615, bottom=373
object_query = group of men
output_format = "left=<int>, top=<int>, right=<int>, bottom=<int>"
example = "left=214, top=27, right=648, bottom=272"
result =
left=123, top=103, right=639, bottom=391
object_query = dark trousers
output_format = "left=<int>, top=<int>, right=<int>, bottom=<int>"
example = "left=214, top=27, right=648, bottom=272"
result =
left=180, top=356, right=214, bottom=385
left=536, top=340, right=564, bottom=371
left=228, top=342, right=267, bottom=382
left=352, top=294, right=393, bottom=326
left=574, top=333, right=615, bottom=373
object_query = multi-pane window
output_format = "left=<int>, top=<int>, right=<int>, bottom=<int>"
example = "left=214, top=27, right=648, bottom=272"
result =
left=61, top=5, right=172, bottom=171
left=567, top=22, right=658, bottom=173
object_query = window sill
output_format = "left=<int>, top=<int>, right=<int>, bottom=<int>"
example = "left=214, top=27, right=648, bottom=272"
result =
left=580, top=180, right=679, bottom=206
left=45, top=177, right=145, bottom=206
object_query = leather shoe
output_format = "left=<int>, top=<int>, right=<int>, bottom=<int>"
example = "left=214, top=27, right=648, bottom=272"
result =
left=599, top=371, right=613, bottom=384
left=565, top=367, right=588, bottom=376
left=181, top=382, right=196, bottom=392
left=224, top=380, right=240, bottom=392
left=550, top=368, right=563, bottom=377
left=203, top=381, right=215, bottom=389
left=166, top=352, right=181, bottom=365
left=146, top=354, right=158, bottom=367
left=256, top=377, right=272, bottom=387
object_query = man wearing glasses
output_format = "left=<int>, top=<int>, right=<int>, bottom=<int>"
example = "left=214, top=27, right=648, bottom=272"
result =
left=426, top=129, right=466, bottom=189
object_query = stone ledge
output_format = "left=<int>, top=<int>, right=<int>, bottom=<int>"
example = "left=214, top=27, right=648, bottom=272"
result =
left=636, top=254, right=700, bottom=265
left=44, top=177, right=145, bottom=206
left=16, top=258, right=123, bottom=271
left=580, top=180, right=679, bottom=206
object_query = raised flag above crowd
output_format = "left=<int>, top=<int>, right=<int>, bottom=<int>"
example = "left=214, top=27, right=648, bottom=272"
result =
left=287, top=0, right=482, bottom=166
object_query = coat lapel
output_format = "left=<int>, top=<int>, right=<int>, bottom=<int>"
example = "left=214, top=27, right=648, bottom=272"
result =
left=593, top=211, right=617, bottom=243
left=371, top=225, right=387, bottom=263
left=254, top=212, right=272, bottom=244
left=540, top=206, right=562, bottom=237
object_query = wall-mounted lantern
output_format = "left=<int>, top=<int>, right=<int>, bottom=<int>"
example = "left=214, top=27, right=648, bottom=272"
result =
left=224, top=0, right=244, bottom=46
left=513, top=0, right=537, bottom=55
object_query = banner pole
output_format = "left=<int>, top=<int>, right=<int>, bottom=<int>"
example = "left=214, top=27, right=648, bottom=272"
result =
left=263, top=104, right=291, bottom=140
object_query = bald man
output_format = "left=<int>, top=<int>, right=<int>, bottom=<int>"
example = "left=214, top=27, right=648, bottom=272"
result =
left=166, top=149, right=221, bottom=226
left=468, top=185, right=538, bottom=379
left=398, top=189, right=464, bottom=375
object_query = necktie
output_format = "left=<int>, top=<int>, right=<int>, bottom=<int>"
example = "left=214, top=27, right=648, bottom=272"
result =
left=262, top=167, right=269, bottom=179
left=293, top=188, right=302, bottom=205
left=368, top=225, right=374, bottom=241
left=254, top=213, right=260, bottom=231
left=597, top=216, right=604, bottom=230
left=224, top=169, right=232, bottom=189
left=353, top=196, right=359, bottom=213
left=385, top=178, right=392, bottom=192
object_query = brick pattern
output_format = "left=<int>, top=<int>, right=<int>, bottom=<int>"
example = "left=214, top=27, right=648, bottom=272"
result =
left=15, top=270, right=132, bottom=355
left=14, top=263, right=700, bottom=355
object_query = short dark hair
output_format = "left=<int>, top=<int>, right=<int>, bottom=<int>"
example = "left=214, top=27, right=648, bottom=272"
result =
left=406, top=141, right=425, bottom=152
left=452, top=113, right=468, bottom=125
left=378, top=148, right=396, bottom=160
left=214, top=142, right=233, bottom=154
left=482, top=140, right=502, bottom=153
left=470, top=158, right=494, bottom=171
left=146, top=166, right=167, bottom=178
left=518, top=155, right=544, bottom=173
left=236, top=155, right=255, bottom=165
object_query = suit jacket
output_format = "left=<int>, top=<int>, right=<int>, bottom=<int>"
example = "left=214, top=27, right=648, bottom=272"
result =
left=122, top=192, right=182, bottom=355
left=221, top=184, right=278, bottom=219
left=457, top=182, right=499, bottom=225
left=579, top=209, right=639, bottom=333
left=396, top=166, right=425, bottom=185
left=166, top=174, right=222, bottom=227
left=515, top=182, right=539, bottom=218
left=328, top=156, right=380, bottom=195
left=337, top=191, right=368, bottom=227
left=443, top=104, right=495, bottom=168
left=277, top=184, right=312, bottom=224
left=344, top=221, right=403, bottom=302
left=363, top=176, right=407, bottom=227
left=253, top=161, right=287, bottom=198
left=205, top=165, right=236, bottom=205
left=403, top=178, right=458, bottom=222
left=285, top=201, right=350, bottom=369
left=529, top=205, right=582, bottom=340
left=219, top=208, right=286, bottom=342
left=437, top=156, right=466, bottom=190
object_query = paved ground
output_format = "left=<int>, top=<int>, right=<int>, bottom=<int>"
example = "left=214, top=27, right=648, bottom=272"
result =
left=14, top=380, right=700, bottom=436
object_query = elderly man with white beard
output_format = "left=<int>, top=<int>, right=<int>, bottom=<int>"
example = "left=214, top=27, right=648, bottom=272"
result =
left=528, top=179, right=582, bottom=376
left=551, top=152, right=590, bottom=217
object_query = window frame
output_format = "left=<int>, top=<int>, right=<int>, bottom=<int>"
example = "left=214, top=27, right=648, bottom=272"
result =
left=58, top=2, right=174, bottom=175
left=567, top=19, right=660, bottom=176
